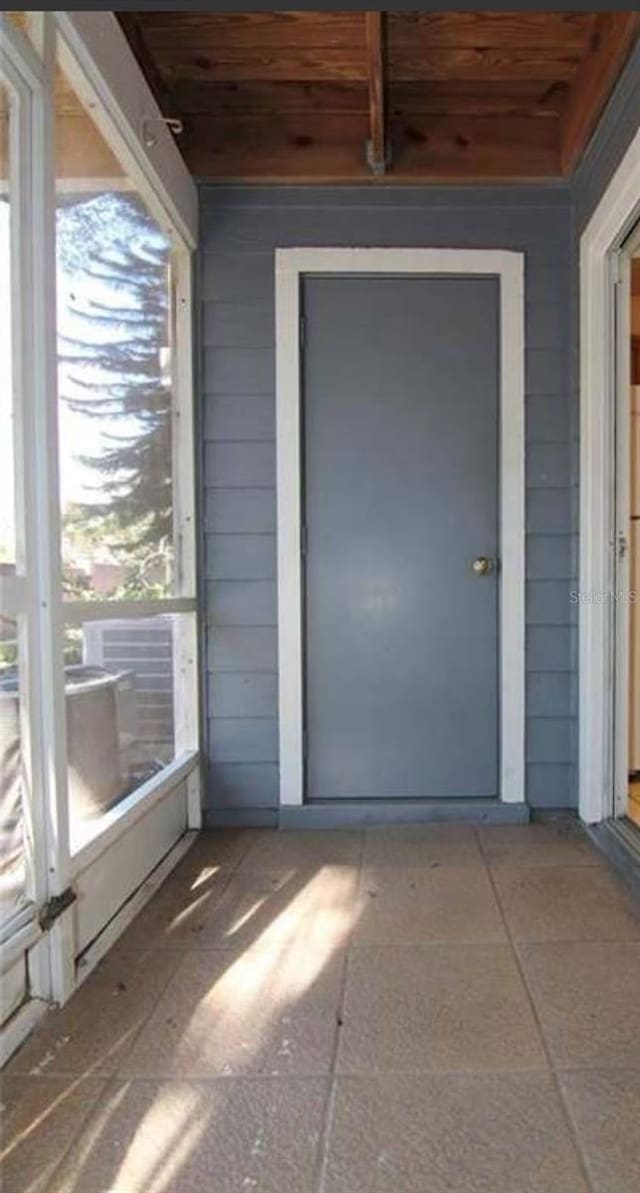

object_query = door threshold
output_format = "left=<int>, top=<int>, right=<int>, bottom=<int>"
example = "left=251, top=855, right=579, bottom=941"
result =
left=279, top=800, right=530, bottom=829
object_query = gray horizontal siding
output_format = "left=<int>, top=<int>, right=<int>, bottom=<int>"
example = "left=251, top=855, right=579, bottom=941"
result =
left=527, top=627, right=576, bottom=672
left=207, top=581, right=277, bottom=627
left=527, top=672, right=575, bottom=718
left=527, top=580, right=577, bottom=626
left=526, top=536, right=574, bottom=582
left=528, top=442, right=572, bottom=489
left=209, top=763, right=279, bottom=810
left=200, top=184, right=577, bottom=817
left=205, top=441, right=275, bottom=488
left=208, top=672, right=278, bottom=719
left=525, top=303, right=568, bottom=350
left=526, top=763, right=574, bottom=809
left=205, top=535, right=276, bottom=581
left=204, top=490, right=276, bottom=534
left=205, top=395, right=275, bottom=441
left=208, top=626, right=277, bottom=674
left=203, top=347, right=274, bottom=395
left=209, top=717, right=279, bottom=764
left=527, top=490, right=574, bottom=534
left=526, top=400, right=571, bottom=445
left=202, top=303, right=274, bottom=349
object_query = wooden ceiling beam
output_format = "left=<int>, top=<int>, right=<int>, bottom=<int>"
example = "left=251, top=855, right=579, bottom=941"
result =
left=366, top=12, right=388, bottom=175
left=561, top=12, right=640, bottom=174
left=184, top=112, right=559, bottom=185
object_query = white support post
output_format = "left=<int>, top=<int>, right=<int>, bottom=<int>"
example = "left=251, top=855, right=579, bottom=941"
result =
left=579, top=124, right=640, bottom=824
left=172, top=249, right=201, bottom=827
left=31, top=13, right=74, bottom=1001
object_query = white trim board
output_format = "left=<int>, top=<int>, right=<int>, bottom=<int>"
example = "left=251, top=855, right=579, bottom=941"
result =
left=579, top=125, right=640, bottom=825
left=275, top=247, right=525, bottom=809
left=75, top=830, right=197, bottom=988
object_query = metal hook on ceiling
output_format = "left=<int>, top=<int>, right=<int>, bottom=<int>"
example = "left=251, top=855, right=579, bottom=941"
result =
left=141, top=116, right=184, bottom=149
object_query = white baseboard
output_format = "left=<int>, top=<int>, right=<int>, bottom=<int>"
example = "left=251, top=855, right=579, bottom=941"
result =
left=0, top=997, right=48, bottom=1068
left=74, top=830, right=198, bottom=989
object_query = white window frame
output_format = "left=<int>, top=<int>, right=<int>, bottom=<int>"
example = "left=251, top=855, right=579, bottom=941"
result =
left=0, top=12, right=201, bottom=1040
left=53, top=14, right=202, bottom=873
left=275, top=248, right=525, bottom=808
left=579, top=124, right=640, bottom=824
left=1, top=17, right=53, bottom=1036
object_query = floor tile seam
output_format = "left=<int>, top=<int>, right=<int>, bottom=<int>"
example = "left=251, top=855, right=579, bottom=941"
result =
left=28, top=1055, right=640, bottom=1082
left=554, top=1062, right=640, bottom=1077
left=513, top=938, right=640, bottom=956
left=40, top=1060, right=633, bottom=1082
left=475, top=827, right=597, bottom=1193
left=356, top=868, right=493, bottom=889
left=31, top=1059, right=632, bottom=1083
left=331, top=1062, right=553, bottom=1077
left=313, top=878, right=362, bottom=1193
left=512, top=933, right=640, bottom=945
left=342, top=939, right=513, bottom=953
left=358, top=860, right=489, bottom=871
left=348, top=935, right=509, bottom=949
left=545, top=1056, right=640, bottom=1074
left=487, top=861, right=608, bottom=872
left=29, top=1072, right=335, bottom=1088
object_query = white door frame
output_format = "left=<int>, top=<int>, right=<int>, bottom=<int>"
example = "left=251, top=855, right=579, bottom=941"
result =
left=579, top=126, right=640, bottom=824
left=275, top=247, right=525, bottom=808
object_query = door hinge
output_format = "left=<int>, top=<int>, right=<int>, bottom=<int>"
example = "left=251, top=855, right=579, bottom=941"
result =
left=38, top=887, right=76, bottom=932
left=300, top=524, right=308, bottom=557
left=618, top=531, right=629, bottom=559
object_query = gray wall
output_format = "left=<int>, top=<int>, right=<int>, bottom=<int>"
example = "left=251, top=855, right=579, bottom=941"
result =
left=573, top=38, right=640, bottom=235
left=199, top=184, right=578, bottom=824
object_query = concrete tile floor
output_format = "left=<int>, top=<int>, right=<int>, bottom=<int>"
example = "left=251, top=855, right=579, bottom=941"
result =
left=2, top=823, right=640, bottom=1193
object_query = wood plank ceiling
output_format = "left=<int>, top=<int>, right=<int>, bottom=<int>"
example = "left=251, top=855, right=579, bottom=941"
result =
left=119, top=11, right=640, bottom=183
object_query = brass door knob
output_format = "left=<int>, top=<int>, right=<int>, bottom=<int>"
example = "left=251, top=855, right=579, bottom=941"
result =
left=472, top=556, right=493, bottom=576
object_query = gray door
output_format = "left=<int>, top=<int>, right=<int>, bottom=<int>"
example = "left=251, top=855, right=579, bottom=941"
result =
left=302, top=275, right=499, bottom=800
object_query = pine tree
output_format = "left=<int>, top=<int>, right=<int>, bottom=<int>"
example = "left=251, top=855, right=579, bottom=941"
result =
left=57, top=191, right=172, bottom=582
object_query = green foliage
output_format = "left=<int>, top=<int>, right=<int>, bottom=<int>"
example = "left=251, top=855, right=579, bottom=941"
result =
left=0, top=639, right=18, bottom=669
